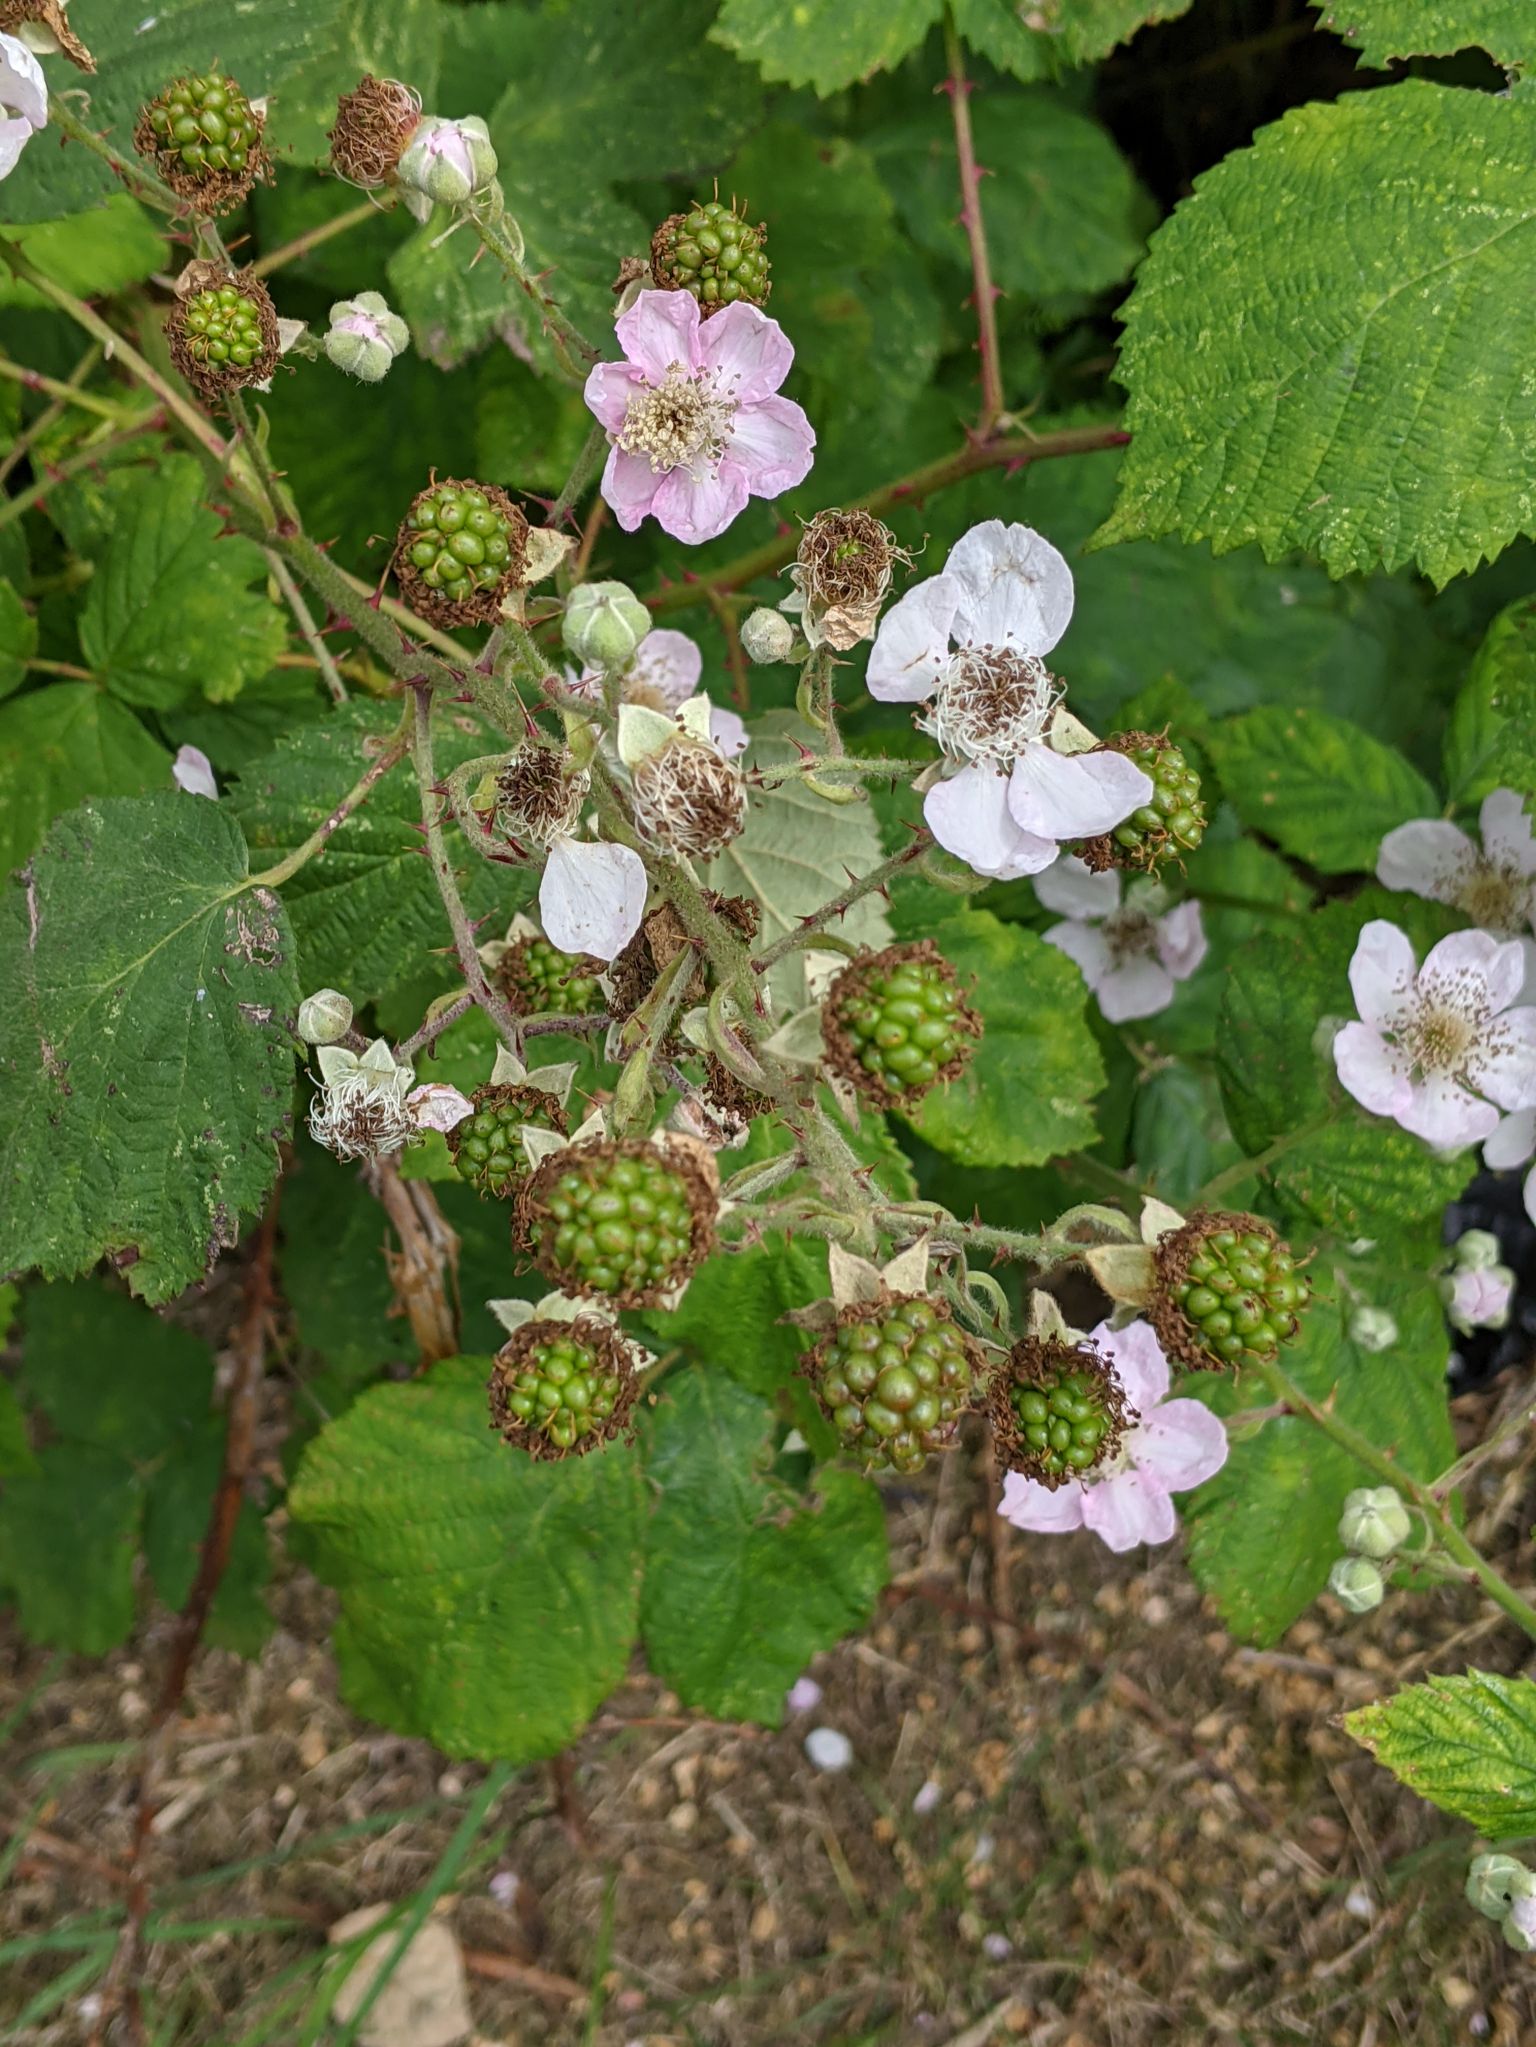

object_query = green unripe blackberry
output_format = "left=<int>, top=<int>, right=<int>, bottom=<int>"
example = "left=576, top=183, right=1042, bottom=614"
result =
left=447, top=1082, right=568, bottom=1200
left=499, top=935, right=604, bottom=1017
left=516, top=1137, right=716, bottom=1308
left=651, top=198, right=770, bottom=314
left=488, top=1316, right=638, bottom=1459
left=990, top=1336, right=1129, bottom=1487
left=165, top=263, right=278, bottom=402
left=1151, top=1207, right=1310, bottom=1370
left=394, top=478, right=529, bottom=627
left=823, top=941, right=981, bottom=1108
left=805, top=1295, right=979, bottom=1475
left=134, top=73, right=266, bottom=211
left=1078, top=729, right=1206, bottom=875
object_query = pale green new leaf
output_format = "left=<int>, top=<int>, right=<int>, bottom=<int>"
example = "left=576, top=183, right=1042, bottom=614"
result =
left=0, top=795, right=297, bottom=1302
left=711, top=0, right=941, bottom=93
left=288, top=1359, right=646, bottom=1760
left=1444, top=596, right=1536, bottom=806
left=1208, top=705, right=1437, bottom=874
left=640, top=1369, right=888, bottom=1724
left=1100, top=83, right=1536, bottom=583
left=951, top=0, right=1194, bottom=77
left=1316, top=1, right=1536, bottom=69
left=0, top=685, right=170, bottom=877
left=1347, top=1672, right=1536, bottom=1839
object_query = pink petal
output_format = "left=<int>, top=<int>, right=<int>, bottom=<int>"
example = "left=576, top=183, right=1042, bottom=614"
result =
left=1485, top=1107, right=1536, bottom=1170
left=631, top=628, right=702, bottom=708
left=1464, top=1008, right=1536, bottom=1111
left=1375, top=819, right=1472, bottom=901
left=1008, top=745, right=1153, bottom=839
left=727, top=394, right=816, bottom=497
left=1333, top=1021, right=1414, bottom=1118
left=600, top=445, right=661, bottom=532
left=710, top=706, right=748, bottom=757
left=583, top=358, right=647, bottom=434
left=1347, top=920, right=1418, bottom=1030
left=172, top=745, right=218, bottom=799
left=539, top=837, right=647, bottom=962
left=1032, top=854, right=1119, bottom=920
left=1080, top=1470, right=1177, bottom=1551
left=1155, top=901, right=1207, bottom=981
left=650, top=460, right=751, bottom=545
left=1042, top=918, right=1114, bottom=989
left=407, top=1082, right=474, bottom=1134
left=1479, top=789, right=1536, bottom=877
left=1450, top=1267, right=1513, bottom=1329
left=924, top=762, right=1057, bottom=879
left=1129, top=1397, right=1229, bottom=1492
left=1091, top=1319, right=1170, bottom=1412
left=1422, top=928, right=1528, bottom=1014
left=1397, top=1073, right=1500, bottom=1150
left=698, top=300, right=795, bottom=404
left=945, top=520, right=1075, bottom=658
left=1096, top=956, right=1176, bottom=1023
left=866, top=574, right=960, bottom=703
left=997, top=1471, right=1085, bottom=1534
left=613, top=288, right=702, bottom=380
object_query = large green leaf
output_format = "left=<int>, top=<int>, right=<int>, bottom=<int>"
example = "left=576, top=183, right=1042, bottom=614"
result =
left=639, top=1235, right=830, bottom=1398
left=1185, top=1281, right=1454, bottom=1646
left=906, top=909, right=1106, bottom=1168
left=263, top=0, right=444, bottom=164
left=0, top=201, right=168, bottom=302
left=1316, top=1, right=1536, bottom=67
left=79, top=460, right=287, bottom=710
left=1348, top=1672, right=1536, bottom=1839
left=640, top=1369, right=888, bottom=1724
left=288, top=1358, right=646, bottom=1759
left=1099, top=83, right=1536, bottom=584
left=0, top=685, right=169, bottom=877
left=1444, top=596, right=1536, bottom=806
left=710, top=0, right=940, bottom=93
left=1208, top=706, right=1438, bottom=874
left=951, top=0, right=1194, bottom=76
left=0, top=795, right=297, bottom=1301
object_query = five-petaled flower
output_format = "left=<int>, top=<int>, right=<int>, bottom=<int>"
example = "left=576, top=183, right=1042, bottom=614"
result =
left=1377, top=788, right=1536, bottom=991
left=584, top=290, right=815, bottom=545
left=1033, top=856, right=1206, bottom=1022
left=997, top=1320, right=1228, bottom=1552
left=865, top=520, right=1152, bottom=879
left=1333, top=921, right=1536, bottom=1150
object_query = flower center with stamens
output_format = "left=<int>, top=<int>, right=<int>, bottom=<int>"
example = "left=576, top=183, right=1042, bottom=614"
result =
left=1394, top=981, right=1487, bottom=1081
left=918, top=646, right=1061, bottom=767
left=1456, top=857, right=1532, bottom=937
left=617, top=361, right=736, bottom=478
left=1103, top=907, right=1158, bottom=969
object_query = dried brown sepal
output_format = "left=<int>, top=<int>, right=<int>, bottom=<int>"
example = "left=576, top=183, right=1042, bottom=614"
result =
left=487, top=1315, right=640, bottom=1461
left=792, top=509, right=904, bottom=651
left=702, top=1052, right=772, bottom=1126
left=494, top=743, right=585, bottom=848
left=513, top=1137, right=718, bottom=1310
left=0, top=0, right=94, bottom=69
left=133, top=87, right=270, bottom=216
left=821, top=939, right=981, bottom=1110
left=165, top=261, right=280, bottom=404
left=607, top=893, right=759, bottom=1028
left=392, top=478, right=530, bottom=630
left=987, top=1334, right=1130, bottom=1490
left=328, top=73, right=421, bottom=187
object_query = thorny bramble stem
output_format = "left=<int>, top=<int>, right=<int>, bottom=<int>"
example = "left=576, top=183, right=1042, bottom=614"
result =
left=941, top=7, right=1007, bottom=432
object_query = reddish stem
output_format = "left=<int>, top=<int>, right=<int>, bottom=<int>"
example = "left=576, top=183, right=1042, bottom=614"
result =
left=942, top=10, right=1006, bottom=433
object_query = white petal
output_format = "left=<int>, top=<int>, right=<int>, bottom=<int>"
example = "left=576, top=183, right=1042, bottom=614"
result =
left=1095, top=955, right=1176, bottom=1023
left=924, top=762, right=1057, bottom=879
left=1, top=34, right=47, bottom=129
left=1032, top=854, right=1119, bottom=920
left=1479, top=789, right=1536, bottom=878
left=1375, top=819, right=1472, bottom=902
left=172, top=744, right=218, bottom=799
left=1333, top=1021, right=1414, bottom=1119
left=1042, top=919, right=1113, bottom=990
left=1080, top=1470, right=1177, bottom=1551
left=1091, top=1318, right=1170, bottom=1412
left=1397, top=1074, right=1499, bottom=1150
left=1154, top=901, right=1207, bottom=981
left=997, top=1471, right=1085, bottom=1534
left=1422, top=928, right=1528, bottom=1014
left=630, top=628, right=702, bottom=709
left=1486, top=1107, right=1536, bottom=1171
left=1525, top=1166, right=1536, bottom=1229
left=407, top=1082, right=474, bottom=1133
left=1347, top=920, right=1418, bottom=1030
left=1465, top=1009, right=1536, bottom=1112
left=1008, top=744, right=1152, bottom=840
left=539, top=837, right=647, bottom=962
left=709, top=705, right=748, bottom=757
left=0, top=113, right=33, bottom=178
left=945, top=520, right=1075, bottom=657
left=866, top=574, right=961, bottom=703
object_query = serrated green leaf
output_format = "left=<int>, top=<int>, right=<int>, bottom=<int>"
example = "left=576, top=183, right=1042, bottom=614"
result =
left=476, top=355, right=592, bottom=495
left=1099, top=83, right=1536, bottom=584
left=711, top=0, right=940, bottom=94
left=906, top=909, right=1105, bottom=1167
left=0, top=685, right=170, bottom=877
left=1347, top=1671, right=1536, bottom=1839
left=1444, top=596, right=1536, bottom=806
left=1317, top=1, right=1534, bottom=68
left=0, top=201, right=168, bottom=303
left=162, top=668, right=330, bottom=779
left=0, top=581, right=37, bottom=704
left=0, top=794, right=297, bottom=1302
left=288, top=1358, right=646, bottom=1759
left=639, top=1236, right=830, bottom=1398
left=951, top=0, right=1194, bottom=77
left=1208, top=705, right=1438, bottom=874
left=0, top=1446, right=139, bottom=1654
left=1184, top=1281, right=1454, bottom=1645
left=640, top=1369, right=888, bottom=1724
left=1130, top=1064, right=1239, bottom=1206
left=79, top=460, right=287, bottom=711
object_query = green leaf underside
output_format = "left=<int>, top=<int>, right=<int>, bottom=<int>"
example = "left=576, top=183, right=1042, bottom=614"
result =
left=1317, top=0, right=1536, bottom=69
left=288, top=1358, right=646, bottom=1760
left=1444, top=597, right=1536, bottom=806
left=0, top=686, right=170, bottom=878
left=640, top=1369, right=888, bottom=1724
left=1099, top=82, right=1536, bottom=584
left=0, top=795, right=297, bottom=1302
left=1347, top=1671, right=1536, bottom=1838
left=1209, top=705, right=1438, bottom=874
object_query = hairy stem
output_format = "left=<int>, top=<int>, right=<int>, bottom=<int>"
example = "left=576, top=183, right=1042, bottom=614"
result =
left=468, top=198, right=601, bottom=382
left=942, top=8, right=1007, bottom=431
left=267, top=549, right=348, bottom=704
left=0, top=349, right=124, bottom=422
left=753, top=837, right=929, bottom=972
left=48, top=94, right=182, bottom=217
left=0, top=413, right=163, bottom=534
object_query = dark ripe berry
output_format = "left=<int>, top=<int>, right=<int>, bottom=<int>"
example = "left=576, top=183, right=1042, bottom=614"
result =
left=823, top=941, right=981, bottom=1108
left=447, top=1082, right=568, bottom=1200
left=500, top=935, right=604, bottom=1017
left=135, top=73, right=265, bottom=210
left=1078, top=730, right=1206, bottom=875
left=165, top=263, right=279, bottom=402
left=394, top=478, right=529, bottom=627
left=990, top=1338, right=1130, bottom=1487
left=488, top=1317, right=639, bottom=1459
left=805, top=1294, right=979, bottom=1475
left=1151, top=1208, right=1310, bottom=1370
left=651, top=197, right=770, bottom=315
left=516, top=1138, right=716, bottom=1308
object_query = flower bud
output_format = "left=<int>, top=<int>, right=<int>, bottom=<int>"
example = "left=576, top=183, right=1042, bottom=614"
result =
left=1454, top=1227, right=1504, bottom=1271
left=562, top=580, right=650, bottom=672
left=1327, top=1555, right=1385, bottom=1614
left=1466, top=1852, right=1536, bottom=1921
left=1445, top=1262, right=1515, bottom=1336
left=298, top=989, right=353, bottom=1044
left=324, top=291, right=410, bottom=382
left=1505, top=1891, right=1536, bottom=1952
left=1338, top=1485, right=1411, bottom=1559
left=741, top=606, right=796, bottom=664
left=1348, top=1304, right=1398, bottom=1352
left=397, top=113, right=497, bottom=208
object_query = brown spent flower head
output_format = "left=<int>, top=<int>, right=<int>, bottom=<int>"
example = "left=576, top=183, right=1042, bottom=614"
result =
left=514, top=1136, right=718, bottom=1310
left=821, top=940, right=982, bottom=1109
left=307, top=1080, right=414, bottom=1163
left=607, top=894, right=759, bottom=1030
left=393, top=477, right=530, bottom=630
left=702, top=1052, right=772, bottom=1127
left=165, top=261, right=280, bottom=404
left=495, top=744, right=587, bottom=849
left=631, top=735, right=748, bottom=859
left=133, top=73, right=270, bottom=215
left=988, top=1334, right=1131, bottom=1490
left=790, top=509, right=902, bottom=651
left=0, top=0, right=94, bottom=69
left=487, top=1315, right=640, bottom=1461
left=1148, top=1207, right=1310, bottom=1372
left=328, top=73, right=422, bottom=187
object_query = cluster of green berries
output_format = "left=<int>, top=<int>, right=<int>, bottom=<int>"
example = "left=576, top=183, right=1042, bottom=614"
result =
left=402, top=482, right=519, bottom=600
left=180, top=284, right=267, bottom=375
left=652, top=199, right=770, bottom=313
left=824, top=942, right=980, bottom=1107
left=806, top=1296, right=977, bottom=1475
left=447, top=1083, right=567, bottom=1200
left=1157, top=1212, right=1309, bottom=1368
left=500, top=936, right=604, bottom=1018
left=518, top=1140, right=713, bottom=1307
left=1079, top=732, right=1206, bottom=874
left=489, top=1322, right=634, bottom=1458
left=141, top=75, right=259, bottom=175
left=1007, top=1356, right=1123, bottom=1483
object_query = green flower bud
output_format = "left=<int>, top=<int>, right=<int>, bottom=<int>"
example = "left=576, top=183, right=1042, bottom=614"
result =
left=1328, top=1555, right=1385, bottom=1614
left=297, top=989, right=354, bottom=1045
left=741, top=606, right=797, bottom=664
left=1338, top=1485, right=1412, bottom=1559
left=1466, top=1852, right=1536, bottom=1921
left=562, top=580, right=650, bottom=672
left=1348, top=1304, right=1398, bottom=1353
left=397, top=114, right=497, bottom=208
left=324, top=291, right=410, bottom=382
left=1454, top=1227, right=1504, bottom=1271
